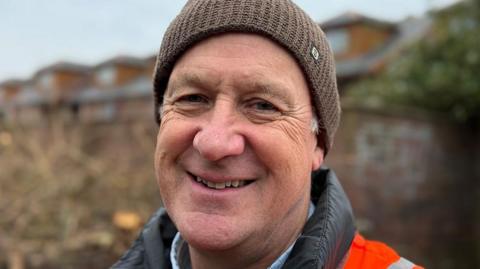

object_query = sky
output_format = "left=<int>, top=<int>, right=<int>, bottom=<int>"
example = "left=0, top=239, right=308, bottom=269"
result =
left=0, top=0, right=459, bottom=82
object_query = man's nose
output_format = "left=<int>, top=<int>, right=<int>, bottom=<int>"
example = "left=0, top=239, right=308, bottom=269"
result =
left=192, top=103, right=245, bottom=161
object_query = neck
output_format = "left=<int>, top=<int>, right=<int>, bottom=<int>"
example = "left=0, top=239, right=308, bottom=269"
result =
left=189, top=248, right=270, bottom=269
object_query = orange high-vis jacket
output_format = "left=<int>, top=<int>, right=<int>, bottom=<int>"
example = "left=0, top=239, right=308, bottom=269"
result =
left=344, top=234, right=424, bottom=269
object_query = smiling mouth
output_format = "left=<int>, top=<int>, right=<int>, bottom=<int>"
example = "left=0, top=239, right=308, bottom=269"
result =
left=188, top=172, right=254, bottom=190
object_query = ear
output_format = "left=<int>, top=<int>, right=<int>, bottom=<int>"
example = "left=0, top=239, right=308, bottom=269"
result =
left=311, top=145, right=324, bottom=171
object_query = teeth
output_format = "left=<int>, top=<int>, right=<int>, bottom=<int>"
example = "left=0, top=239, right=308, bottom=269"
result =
left=196, top=176, right=247, bottom=190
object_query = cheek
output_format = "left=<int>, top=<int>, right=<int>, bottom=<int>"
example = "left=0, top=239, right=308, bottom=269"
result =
left=245, top=125, right=314, bottom=198
left=154, top=116, right=198, bottom=188
left=253, top=124, right=314, bottom=174
left=156, top=115, right=198, bottom=158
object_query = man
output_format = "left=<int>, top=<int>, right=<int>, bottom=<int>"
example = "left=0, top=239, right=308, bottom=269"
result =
left=113, top=0, right=423, bottom=268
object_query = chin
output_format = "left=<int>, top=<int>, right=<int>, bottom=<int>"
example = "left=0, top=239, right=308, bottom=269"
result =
left=176, top=212, right=248, bottom=252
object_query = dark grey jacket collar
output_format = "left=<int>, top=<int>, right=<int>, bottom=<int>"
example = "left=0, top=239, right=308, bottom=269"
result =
left=282, top=169, right=356, bottom=269
left=112, top=168, right=356, bottom=269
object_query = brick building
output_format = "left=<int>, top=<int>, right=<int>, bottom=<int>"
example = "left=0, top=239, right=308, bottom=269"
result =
left=321, top=12, right=431, bottom=90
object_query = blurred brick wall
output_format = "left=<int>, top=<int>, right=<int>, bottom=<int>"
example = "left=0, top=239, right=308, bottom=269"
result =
left=326, top=104, right=479, bottom=269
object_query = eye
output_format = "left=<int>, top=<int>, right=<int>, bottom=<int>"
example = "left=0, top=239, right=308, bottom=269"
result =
left=177, top=94, right=208, bottom=104
left=255, top=101, right=276, bottom=111
left=248, top=99, right=280, bottom=113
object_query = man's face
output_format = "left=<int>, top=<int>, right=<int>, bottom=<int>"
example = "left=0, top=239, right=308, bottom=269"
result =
left=155, top=33, right=323, bottom=255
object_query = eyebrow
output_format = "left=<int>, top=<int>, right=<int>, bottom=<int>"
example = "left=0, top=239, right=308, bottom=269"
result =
left=165, top=71, right=220, bottom=98
left=246, top=79, right=294, bottom=106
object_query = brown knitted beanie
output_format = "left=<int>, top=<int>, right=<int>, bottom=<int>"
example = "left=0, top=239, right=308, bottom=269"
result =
left=153, top=0, right=340, bottom=154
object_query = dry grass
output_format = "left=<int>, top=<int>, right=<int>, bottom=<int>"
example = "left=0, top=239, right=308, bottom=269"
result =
left=0, top=120, right=161, bottom=268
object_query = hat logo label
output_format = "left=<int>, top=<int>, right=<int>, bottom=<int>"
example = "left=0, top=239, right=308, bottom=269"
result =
left=311, top=46, right=320, bottom=61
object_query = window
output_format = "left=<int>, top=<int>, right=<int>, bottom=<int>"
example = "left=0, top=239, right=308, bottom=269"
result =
left=326, top=29, right=349, bottom=54
left=39, top=72, right=53, bottom=89
left=97, top=67, right=116, bottom=86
